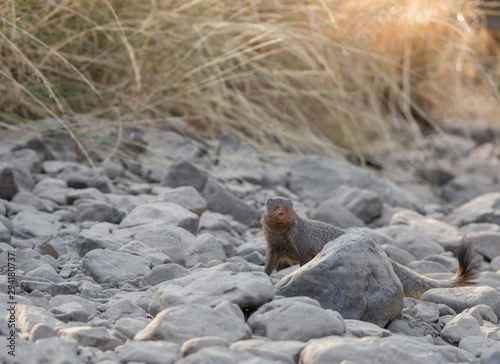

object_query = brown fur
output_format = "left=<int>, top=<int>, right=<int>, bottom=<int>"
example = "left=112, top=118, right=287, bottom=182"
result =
left=262, top=197, right=480, bottom=299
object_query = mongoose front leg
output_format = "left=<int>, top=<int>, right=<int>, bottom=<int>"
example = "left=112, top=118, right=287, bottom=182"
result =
left=264, top=249, right=279, bottom=275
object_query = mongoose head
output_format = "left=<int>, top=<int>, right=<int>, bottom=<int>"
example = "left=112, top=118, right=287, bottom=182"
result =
left=263, top=197, right=295, bottom=226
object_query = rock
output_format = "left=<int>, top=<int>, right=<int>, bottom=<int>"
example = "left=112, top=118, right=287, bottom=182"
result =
left=82, top=249, right=151, bottom=284
left=344, top=319, right=392, bottom=338
left=161, top=159, right=207, bottom=191
left=0, top=249, right=44, bottom=273
left=288, top=155, right=420, bottom=209
left=117, top=240, right=171, bottom=266
left=119, top=202, right=199, bottom=234
left=177, top=347, right=276, bottom=364
left=74, top=199, right=126, bottom=223
left=447, top=192, right=500, bottom=226
left=411, top=302, right=440, bottom=323
left=104, top=299, right=147, bottom=321
left=0, top=221, right=11, bottom=243
left=299, top=336, right=451, bottom=364
left=491, top=256, right=500, bottom=272
left=66, top=187, right=107, bottom=204
left=59, top=326, right=111, bottom=347
left=181, top=336, right=230, bottom=356
left=464, top=304, right=498, bottom=324
left=248, top=297, right=345, bottom=341
left=73, top=222, right=135, bottom=256
left=459, top=336, right=500, bottom=358
left=185, top=233, right=226, bottom=268
left=25, top=264, right=64, bottom=283
left=49, top=295, right=98, bottom=318
left=230, top=339, right=306, bottom=363
left=29, top=322, right=58, bottom=341
left=139, top=264, right=190, bottom=287
left=275, top=229, right=403, bottom=327
left=16, top=304, right=65, bottom=335
left=116, top=340, right=181, bottom=364
left=20, top=280, right=79, bottom=296
left=63, top=172, right=111, bottom=193
left=154, top=186, right=207, bottom=215
left=310, top=198, right=364, bottom=228
left=385, top=313, right=440, bottom=337
left=381, top=244, right=416, bottom=266
left=481, top=346, right=500, bottom=363
left=134, top=227, right=195, bottom=267
left=407, top=260, right=450, bottom=275
left=215, top=133, right=265, bottom=184
left=114, top=317, right=150, bottom=339
left=49, top=302, right=90, bottom=323
left=443, top=174, right=499, bottom=205
left=148, top=270, right=274, bottom=316
left=12, top=210, right=61, bottom=239
left=422, top=286, right=500, bottom=318
left=12, top=191, right=53, bottom=212
left=441, top=312, right=484, bottom=345
left=134, top=304, right=251, bottom=344
left=0, top=163, right=19, bottom=200
left=201, top=176, right=258, bottom=226
left=467, top=231, right=500, bottom=261
left=376, top=225, right=444, bottom=259
left=334, top=186, right=383, bottom=223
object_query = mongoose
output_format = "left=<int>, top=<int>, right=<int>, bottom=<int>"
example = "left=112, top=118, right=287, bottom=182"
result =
left=262, top=197, right=480, bottom=299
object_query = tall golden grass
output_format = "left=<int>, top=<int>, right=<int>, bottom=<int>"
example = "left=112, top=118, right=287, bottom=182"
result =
left=0, top=0, right=497, bottom=156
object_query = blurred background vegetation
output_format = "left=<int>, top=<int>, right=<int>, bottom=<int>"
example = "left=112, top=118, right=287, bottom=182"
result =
left=1, top=0, right=499, bottom=157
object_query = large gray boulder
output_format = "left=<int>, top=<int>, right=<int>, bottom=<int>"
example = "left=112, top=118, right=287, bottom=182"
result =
left=274, top=229, right=403, bottom=327
left=446, top=192, right=500, bottom=227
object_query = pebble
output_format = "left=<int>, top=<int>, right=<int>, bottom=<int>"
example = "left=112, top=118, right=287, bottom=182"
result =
left=2, top=126, right=500, bottom=363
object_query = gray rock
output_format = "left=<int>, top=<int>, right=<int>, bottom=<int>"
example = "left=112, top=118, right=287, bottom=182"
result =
left=441, top=312, right=484, bottom=345
left=344, top=319, right=392, bottom=338
left=139, top=264, right=190, bottom=287
left=117, top=240, right=171, bottom=266
left=477, top=271, right=500, bottom=291
left=0, top=249, right=44, bottom=274
left=26, top=264, right=64, bottom=283
left=201, top=176, right=259, bottom=226
left=0, top=163, right=19, bottom=200
left=49, top=302, right=90, bottom=323
left=422, top=286, right=500, bottom=318
left=299, top=336, right=450, bottom=364
left=407, top=260, right=451, bottom=275
left=12, top=210, right=61, bottom=238
left=411, top=302, right=440, bottom=323
left=134, top=304, right=252, bottom=344
left=34, top=336, right=80, bottom=364
left=447, top=192, right=500, bottom=226
left=310, top=198, right=364, bottom=228
left=82, top=249, right=151, bottom=284
left=459, top=336, right=500, bottom=358
left=119, top=202, right=199, bottom=234
left=275, top=229, right=403, bottom=327
left=248, top=297, right=345, bottom=341
left=116, top=340, right=181, bottom=364
left=49, top=295, right=98, bottom=318
left=114, top=317, right=150, bottom=339
left=73, top=222, right=135, bottom=256
left=288, top=155, right=420, bottom=209
left=198, top=211, right=233, bottom=232
left=467, top=231, right=500, bottom=261
left=74, top=199, right=126, bottom=223
left=177, top=347, right=276, bottom=364
left=59, top=326, right=111, bottom=347
left=20, top=280, right=79, bottom=296
left=385, top=313, right=440, bottom=337
left=161, top=159, right=207, bottom=191
left=181, top=336, right=230, bottom=356
left=28, top=322, right=58, bottom=341
left=443, top=174, right=499, bottom=205
left=230, top=339, right=306, bottom=363
left=482, top=346, right=500, bottom=363
left=154, top=186, right=207, bottom=216
left=491, top=256, right=500, bottom=272
left=66, top=187, right=107, bottom=204
left=12, top=190, right=53, bottom=212
left=134, top=227, right=195, bottom=267
left=0, top=221, right=11, bottom=243
left=381, top=244, right=416, bottom=266
left=104, top=299, right=147, bottom=321
left=390, top=210, right=464, bottom=250
left=464, top=305, right=498, bottom=324
left=15, top=304, right=65, bottom=335
left=335, top=186, right=383, bottom=223
left=376, top=225, right=445, bottom=259
left=185, top=233, right=226, bottom=268
left=215, top=133, right=265, bottom=184
left=148, top=270, right=274, bottom=315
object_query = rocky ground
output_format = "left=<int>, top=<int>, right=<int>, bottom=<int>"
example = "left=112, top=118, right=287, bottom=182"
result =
left=1, top=118, right=500, bottom=364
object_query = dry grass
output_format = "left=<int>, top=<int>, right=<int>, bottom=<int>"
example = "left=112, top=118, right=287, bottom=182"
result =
left=0, top=0, right=498, bottom=158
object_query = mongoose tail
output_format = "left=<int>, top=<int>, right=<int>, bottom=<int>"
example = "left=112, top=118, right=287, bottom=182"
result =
left=390, top=237, right=480, bottom=299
